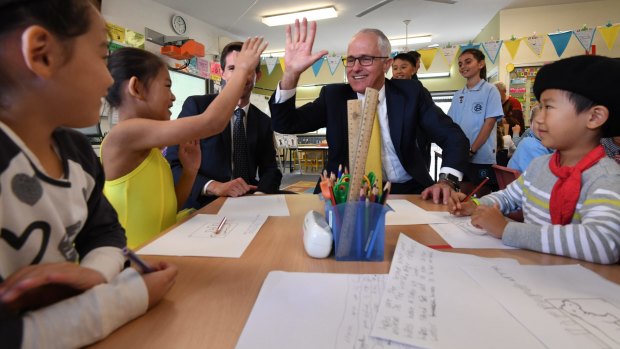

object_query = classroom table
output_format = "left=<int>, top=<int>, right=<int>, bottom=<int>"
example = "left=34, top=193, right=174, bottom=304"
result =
left=90, top=194, right=620, bottom=349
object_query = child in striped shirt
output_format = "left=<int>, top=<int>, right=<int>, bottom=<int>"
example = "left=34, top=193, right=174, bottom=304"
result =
left=449, top=55, right=620, bottom=264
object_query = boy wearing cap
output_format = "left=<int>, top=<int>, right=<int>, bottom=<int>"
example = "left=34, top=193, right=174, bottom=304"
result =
left=448, top=55, right=620, bottom=264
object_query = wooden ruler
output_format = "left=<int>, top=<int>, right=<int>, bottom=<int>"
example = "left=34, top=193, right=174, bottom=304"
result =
left=335, top=88, right=379, bottom=259
left=346, top=87, right=379, bottom=202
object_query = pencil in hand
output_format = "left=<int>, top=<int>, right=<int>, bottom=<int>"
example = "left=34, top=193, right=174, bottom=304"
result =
left=461, top=177, right=489, bottom=202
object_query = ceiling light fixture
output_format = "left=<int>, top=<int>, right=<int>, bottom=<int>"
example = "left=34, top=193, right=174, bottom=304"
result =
left=418, top=71, right=450, bottom=79
left=261, top=6, right=337, bottom=27
left=390, top=35, right=432, bottom=47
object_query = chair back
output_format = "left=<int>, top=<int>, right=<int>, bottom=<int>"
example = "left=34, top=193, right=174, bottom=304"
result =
left=492, top=165, right=521, bottom=190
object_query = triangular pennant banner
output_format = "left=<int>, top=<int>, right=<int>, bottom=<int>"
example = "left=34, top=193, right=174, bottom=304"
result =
left=326, top=55, right=341, bottom=75
left=548, top=31, right=573, bottom=57
left=263, top=56, right=278, bottom=75
left=460, top=43, right=480, bottom=52
left=504, top=38, right=522, bottom=59
left=418, top=48, right=438, bottom=71
left=278, top=57, right=286, bottom=73
left=311, top=57, right=325, bottom=76
left=481, top=40, right=502, bottom=64
left=598, top=24, right=620, bottom=50
left=441, top=46, right=459, bottom=68
left=525, top=35, right=545, bottom=56
left=573, top=27, right=596, bottom=50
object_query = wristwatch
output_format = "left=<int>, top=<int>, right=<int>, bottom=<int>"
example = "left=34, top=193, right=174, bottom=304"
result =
left=438, top=173, right=460, bottom=192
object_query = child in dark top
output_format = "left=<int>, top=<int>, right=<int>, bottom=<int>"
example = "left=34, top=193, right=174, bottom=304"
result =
left=0, top=1, right=177, bottom=347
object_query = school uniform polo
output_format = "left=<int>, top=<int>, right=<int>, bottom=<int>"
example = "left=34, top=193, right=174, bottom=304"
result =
left=447, top=79, right=504, bottom=164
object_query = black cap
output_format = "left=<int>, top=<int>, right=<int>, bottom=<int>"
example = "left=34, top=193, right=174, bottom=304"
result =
left=533, top=55, right=620, bottom=137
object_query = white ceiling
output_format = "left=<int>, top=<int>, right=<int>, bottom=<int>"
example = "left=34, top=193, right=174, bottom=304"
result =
left=152, top=0, right=601, bottom=54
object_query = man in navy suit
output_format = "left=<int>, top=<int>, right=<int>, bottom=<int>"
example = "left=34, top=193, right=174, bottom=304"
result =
left=270, top=20, right=469, bottom=204
left=167, top=42, right=282, bottom=209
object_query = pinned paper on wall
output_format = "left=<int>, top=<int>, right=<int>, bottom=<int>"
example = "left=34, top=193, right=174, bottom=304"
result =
left=598, top=23, right=620, bottom=50
left=573, top=27, right=597, bottom=50
left=210, top=62, right=222, bottom=82
left=548, top=31, right=573, bottom=57
left=481, top=40, right=502, bottom=64
left=525, top=35, right=545, bottom=56
left=504, top=38, right=523, bottom=60
left=125, top=29, right=145, bottom=49
left=196, top=58, right=210, bottom=79
left=106, top=22, right=125, bottom=43
left=263, top=56, right=278, bottom=75
left=311, top=57, right=325, bottom=76
left=326, top=55, right=341, bottom=75
left=419, top=48, right=438, bottom=70
left=441, top=46, right=459, bottom=68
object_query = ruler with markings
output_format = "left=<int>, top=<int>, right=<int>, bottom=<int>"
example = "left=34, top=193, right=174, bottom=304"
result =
left=336, top=88, right=379, bottom=259
left=346, top=87, right=379, bottom=202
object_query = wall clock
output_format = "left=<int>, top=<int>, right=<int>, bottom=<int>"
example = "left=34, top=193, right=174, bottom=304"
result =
left=171, top=15, right=187, bottom=35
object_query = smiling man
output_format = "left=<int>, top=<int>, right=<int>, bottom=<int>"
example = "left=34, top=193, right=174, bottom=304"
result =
left=269, top=20, right=469, bottom=203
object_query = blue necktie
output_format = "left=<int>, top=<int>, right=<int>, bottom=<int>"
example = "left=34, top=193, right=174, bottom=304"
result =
left=233, top=108, right=250, bottom=182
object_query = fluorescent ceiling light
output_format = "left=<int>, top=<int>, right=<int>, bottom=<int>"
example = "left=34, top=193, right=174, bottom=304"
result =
left=418, top=72, right=450, bottom=79
left=261, top=51, right=285, bottom=57
left=261, top=6, right=337, bottom=27
left=427, top=43, right=439, bottom=48
left=389, top=35, right=432, bottom=47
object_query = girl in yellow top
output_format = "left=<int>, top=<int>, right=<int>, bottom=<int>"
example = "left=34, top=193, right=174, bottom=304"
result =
left=102, top=38, right=267, bottom=248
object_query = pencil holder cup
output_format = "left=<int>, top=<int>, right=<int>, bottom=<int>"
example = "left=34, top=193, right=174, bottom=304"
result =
left=324, top=201, right=392, bottom=261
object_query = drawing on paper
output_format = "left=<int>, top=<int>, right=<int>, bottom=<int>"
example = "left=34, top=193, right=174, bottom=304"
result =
left=189, top=220, right=237, bottom=238
left=547, top=298, right=620, bottom=348
left=442, top=215, right=487, bottom=236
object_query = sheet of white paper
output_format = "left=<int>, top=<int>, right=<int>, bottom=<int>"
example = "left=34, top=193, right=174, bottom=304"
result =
left=429, top=212, right=515, bottom=249
left=137, top=214, right=267, bottom=258
left=237, top=272, right=412, bottom=349
left=218, top=195, right=290, bottom=217
left=370, top=234, right=542, bottom=349
left=385, top=200, right=448, bottom=225
left=463, top=264, right=620, bottom=349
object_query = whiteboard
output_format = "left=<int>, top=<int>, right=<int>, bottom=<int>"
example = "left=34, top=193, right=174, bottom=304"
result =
left=169, top=70, right=206, bottom=120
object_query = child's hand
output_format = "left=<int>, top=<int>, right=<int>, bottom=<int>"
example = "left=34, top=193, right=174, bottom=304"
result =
left=512, top=124, right=521, bottom=136
left=179, top=140, right=201, bottom=174
left=447, top=192, right=476, bottom=216
left=142, top=261, right=178, bottom=309
left=471, top=204, right=508, bottom=238
left=0, top=263, right=106, bottom=311
left=234, top=37, right=268, bottom=75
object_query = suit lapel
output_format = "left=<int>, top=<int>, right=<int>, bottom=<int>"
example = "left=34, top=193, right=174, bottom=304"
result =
left=385, top=81, right=404, bottom=152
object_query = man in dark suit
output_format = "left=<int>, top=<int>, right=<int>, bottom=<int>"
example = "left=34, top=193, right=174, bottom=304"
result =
left=167, top=42, right=282, bottom=209
left=270, top=20, right=469, bottom=204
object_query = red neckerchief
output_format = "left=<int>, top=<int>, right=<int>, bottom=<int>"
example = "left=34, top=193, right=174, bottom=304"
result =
left=548, top=145, right=606, bottom=225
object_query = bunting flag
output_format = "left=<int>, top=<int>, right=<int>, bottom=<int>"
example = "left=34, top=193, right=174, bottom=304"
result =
left=548, top=31, right=573, bottom=57
left=504, top=38, right=522, bottom=59
left=598, top=24, right=620, bottom=50
left=418, top=48, right=438, bottom=70
left=573, top=27, right=596, bottom=50
left=441, top=46, right=459, bottom=68
left=312, top=57, right=325, bottom=76
left=481, top=40, right=502, bottom=64
left=263, top=56, right=278, bottom=75
left=278, top=57, right=286, bottom=73
left=525, top=35, right=545, bottom=56
left=460, top=43, right=480, bottom=51
left=326, top=55, right=341, bottom=75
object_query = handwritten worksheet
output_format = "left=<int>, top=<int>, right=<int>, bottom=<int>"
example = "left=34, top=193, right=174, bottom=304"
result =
left=463, top=264, right=620, bottom=349
left=429, top=212, right=515, bottom=249
left=385, top=200, right=448, bottom=225
left=236, top=272, right=409, bottom=349
left=138, top=214, right=267, bottom=258
left=370, top=234, right=541, bottom=348
left=218, top=195, right=290, bottom=217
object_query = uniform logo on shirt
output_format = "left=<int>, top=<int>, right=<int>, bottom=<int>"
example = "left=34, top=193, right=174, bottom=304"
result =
left=472, top=102, right=483, bottom=113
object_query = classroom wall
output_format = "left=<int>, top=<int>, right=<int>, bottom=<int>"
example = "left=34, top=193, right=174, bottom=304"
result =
left=496, top=0, right=620, bottom=83
left=102, top=0, right=238, bottom=58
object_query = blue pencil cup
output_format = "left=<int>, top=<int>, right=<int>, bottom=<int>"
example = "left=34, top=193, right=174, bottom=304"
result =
left=324, top=201, right=392, bottom=261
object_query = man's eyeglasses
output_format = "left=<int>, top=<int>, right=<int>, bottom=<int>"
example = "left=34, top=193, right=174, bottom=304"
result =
left=342, top=55, right=388, bottom=67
